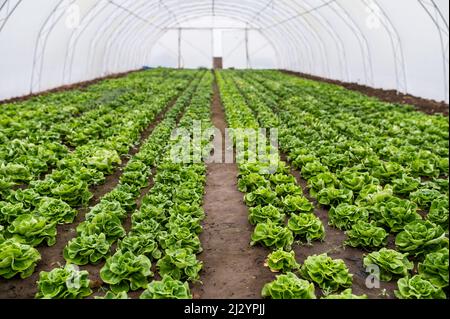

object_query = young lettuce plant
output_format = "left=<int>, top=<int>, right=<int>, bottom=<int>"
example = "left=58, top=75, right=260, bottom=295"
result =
left=0, top=238, right=41, bottom=279
left=395, top=220, right=448, bottom=258
left=345, top=221, right=388, bottom=249
left=118, top=233, right=162, bottom=261
left=395, top=275, right=446, bottom=299
left=156, top=248, right=202, bottom=282
left=100, top=250, right=153, bottom=293
left=248, top=204, right=285, bottom=225
left=370, top=197, right=421, bottom=232
left=427, top=197, right=449, bottom=229
left=244, top=186, right=278, bottom=207
left=328, top=203, right=369, bottom=230
left=261, top=272, right=316, bottom=299
left=418, top=248, right=449, bottom=289
left=287, top=213, right=325, bottom=243
left=76, top=211, right=126, bottom=243
left=250, top=220, right=294, bottom=250
left=282, top=195, right=314, bottom=214
left=363, top=248, right=413, bottom=281
left=35, top=264, right=92, bottom=299
left=140, top=276, right=192, bottom=299
left=265, top=249, right=300, bottom=273
left=63, top=233, right=111, bottom=265
left=321, top=289, right=367, bottom=299
left=6, top=214, right=57, bottom=246
left=299, top=253, right=353, bottom=293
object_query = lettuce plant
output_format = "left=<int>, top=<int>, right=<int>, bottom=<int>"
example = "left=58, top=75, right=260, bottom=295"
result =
left=244, top=186, right=278, bottom=207
left=0, top=201, right=28, bottom=224
left=87, top=200, right=127, bottom=220
left=345, top=221, right=387, bottom=249
left=63, top=233, right=111, bottom=265
left=287, top=213, right=324, bottom=243
left=95, top=291, right=129, bottom=299
left=76, top=212, right=126, bottom=243
left=328, top=203, right=369, bottom=230
left=418, top=248, right=448, bottom=288
left=363, top=248, right=413, bottom=281
left=36, top=264, right=92, bottom=299
left=371, top=197, right=421, bottom=232
left=395, top=220, right=448, bottom=258
left=427, top=197, right=449, bottom=229
left=274, top=183, right=303, bottom=197
left=250, top=220, right=294, bottom=250
left=36, top=197, right=77, bottom=224
left=409, top=188, right=443, bottom=209
left=322, top=289, right=367, bottom=299
left=391, top=175, right=420, bottom=195
left=100, top=250, right=153, bottom=293
left=282, top=195, right=314, bottom=214
left=261, top=272, right=316, bottom=299
left=0, top=238, right=41, bottom=279
left=156, top=248, right=202, bottom=282
left=299, top=253, right=352, bottom=293
left=118, top=234, right=162, bottom=260
left=248, top=204, right=285, bottom=225
left=395, top=275, right=446, bottom=299
left=140, top=276, right=192, bottom=299
left=265, top=249, right=300, bottom=273
left=158, top=226, right=202, bottom=254
left=6, top=214, right=57, bottom=246
left=237, top=173, right=270, bottom=193
left=307, top=172, right=337, bottom=197
left=316, top=187, right=353, bottom=206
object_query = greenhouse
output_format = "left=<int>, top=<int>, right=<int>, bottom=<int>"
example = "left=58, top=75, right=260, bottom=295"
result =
left=0, top=0, right=448, bottom=301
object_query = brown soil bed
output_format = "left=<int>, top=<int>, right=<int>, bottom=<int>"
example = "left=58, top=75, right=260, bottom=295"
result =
left=281, top=70, right=449, bottom=116
left=190, top=76, right=274, bottom=299
left=0, top=89, right=183, bottom=299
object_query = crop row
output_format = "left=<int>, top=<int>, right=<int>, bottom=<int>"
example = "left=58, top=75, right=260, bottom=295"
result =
left=229, top=70, right=448, bottom=299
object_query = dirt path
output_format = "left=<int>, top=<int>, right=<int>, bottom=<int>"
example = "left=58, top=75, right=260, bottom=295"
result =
left=191, top=76, right=274, bottom=299
left=0, top=87, right=187, bottom=299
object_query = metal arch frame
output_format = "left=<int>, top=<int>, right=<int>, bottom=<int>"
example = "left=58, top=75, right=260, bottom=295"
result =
left=331, top=0, right=374, bottom=85
left=0, top=0, right=21, bottom=33
left=107, top=0, right=327, bottom=77
left=0, top=0, right=444, bottom=100
left=63, top=0, right=108, bottom=84
left=362, top=0, right=408, bottom=93
left=115, top=4, right=307, bottom=73
left=88, top=1, right=309, bottom=75
left=105, top=1, right=307, bottom=73
left=30, top=0, right=75, bottom=93
left=418, top=0, right=449, bottom=102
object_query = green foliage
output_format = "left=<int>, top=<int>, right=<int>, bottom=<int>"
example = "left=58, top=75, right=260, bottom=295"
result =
left=156, top=248, right=202, bottom=282
left=0, top=238, right=41, bottom=279
left=328, top=203, right=369, bottom=230
left=282, top=195, right=314, bottom=214
left=265, top=249, right=300, bottom=273
left=363, top=248, right=413, bottom=281
left=36, top=264, right=92, bottom=299
left=140, top=276, right=192, bottom=299
left=261, top=272, right=316, bottom=299
left=250, top=220, right=294, bottom=250
left=299, top=253, right=352, bottom=293
left=35, top=197, right=77, bottom=224
left=322, top=289, right=367, bottom=299
left=6, top=214, right=57, bottom=246
left=63, top=233, right=111, bottom=265
left=248, top=204, right=285, bottom=225
left=345, top=221, right=388, bottom=249
left=287, top=213, right=324, bottom=242
left=118, top=234, right=162, bottom=260
left=100, top=250, right=153, bottom=293
left=427, top=197, right=449, bottom=229
left=395, top=275, right=446, bottom=299
left=76, top=212, right=126, bottom=243
left=244, top=186, right=278, bottom=207
left=395, top=220, right=448, bottom=258
left=418, top=248, right=449, bottom=288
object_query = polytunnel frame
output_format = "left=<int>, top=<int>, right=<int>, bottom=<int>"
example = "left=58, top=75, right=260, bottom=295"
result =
left=0, top=0, right=447, bottom=100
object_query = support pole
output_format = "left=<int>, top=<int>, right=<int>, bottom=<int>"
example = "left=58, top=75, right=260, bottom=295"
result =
left=178, top=28, right=182, bottom=69
left=245, top=27, right=250, bottom=69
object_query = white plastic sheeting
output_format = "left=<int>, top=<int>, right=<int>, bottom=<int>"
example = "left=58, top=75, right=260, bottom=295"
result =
left=0, top=0, right=448, bottom=103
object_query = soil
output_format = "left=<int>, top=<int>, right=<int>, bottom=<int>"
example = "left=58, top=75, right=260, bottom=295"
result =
left=281, top=70, right=449, bottom=116
left=0, top=89, right=183, bottom=299
left=0, top=70, right=141, bottom=105
left=190, top=75, right=275, bottom=299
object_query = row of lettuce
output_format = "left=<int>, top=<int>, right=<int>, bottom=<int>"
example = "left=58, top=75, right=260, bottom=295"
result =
left=33, top=71, right=214, bottom=299
left=0, top=70, right=198, bottom=282
left=219, top=69, right=448, bottom=299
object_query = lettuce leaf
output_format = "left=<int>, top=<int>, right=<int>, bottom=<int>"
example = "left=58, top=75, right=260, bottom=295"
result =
left=140, top=276, right=192, bottom=299
left=363, top=248, right=413, bottom=281
left=0, top=238, right=41, bottom=279
left=395, top=275, right=446, bottom=299
left=261, top=272, right=316, bottom=299
left=265, top=249, right=300, bottom=273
